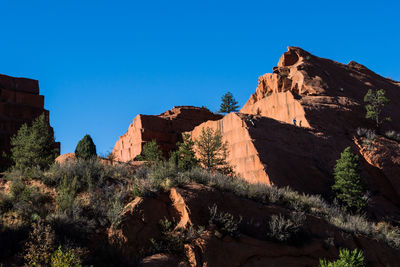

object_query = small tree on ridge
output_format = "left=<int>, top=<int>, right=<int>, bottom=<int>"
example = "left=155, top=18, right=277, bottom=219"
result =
left=219, top=92, right=239, bottom=113
left=364, top=88, right=391, bottom=130
left=75, top=134, right=97, bottom=160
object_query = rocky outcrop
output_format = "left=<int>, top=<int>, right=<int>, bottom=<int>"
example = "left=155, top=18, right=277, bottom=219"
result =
left=110, top=184, right=400, bottom=266
left=0, top=74, right=58, bottom=168
left=191, top=47, right=400, bottom=219
left=112, top=106, right=222, bottom=162
left=241, top=47, right=400, bottom=133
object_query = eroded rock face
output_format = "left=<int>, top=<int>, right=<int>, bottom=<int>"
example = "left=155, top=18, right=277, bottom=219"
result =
left=0, top=74, right=58, bottom=168
left=241, top=47, right=400, bottom=133
left=110, top=184, right=400, bottom=266
left=191, top=47, right=400, bottom=218
left=112, top=106, right=222, bottom=162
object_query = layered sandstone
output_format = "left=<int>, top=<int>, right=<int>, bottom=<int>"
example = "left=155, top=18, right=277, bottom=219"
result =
left=0, top=74, right=58, bottom=168
left=112, top=106, right=222, bottom=162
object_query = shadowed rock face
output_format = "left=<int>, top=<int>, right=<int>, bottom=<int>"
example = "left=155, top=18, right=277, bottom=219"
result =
left=109, top=184, right=400, bottom=266
left=112, top=106, right=222, bottom=161
left=0, top=74, right=58, bottom=168
left=191, top=47, right=400, bottom=219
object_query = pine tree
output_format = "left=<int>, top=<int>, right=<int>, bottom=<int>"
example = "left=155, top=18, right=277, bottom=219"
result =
left=219, top=92, right=239, bottom=113
left=136, top=140, right=163, bottom=161
left=364, top=89, right=391, bottom=129
left=75, top=134, right=97, bottom=160
left=195, top=127, right=233, bottom=174
left=173, top=133, right=198, bottom=171
left=332, top=147, right=366, bottom=212
left=11, top=113, right=59, bottom=170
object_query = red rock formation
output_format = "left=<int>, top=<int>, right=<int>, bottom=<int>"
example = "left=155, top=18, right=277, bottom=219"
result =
left=109, top=184, right=400, bottom=266
left=191, top=47, right=400, bottom=218
left=112, top=106, right=222, bottom=162
left=0, top=74, right=58, bottom=168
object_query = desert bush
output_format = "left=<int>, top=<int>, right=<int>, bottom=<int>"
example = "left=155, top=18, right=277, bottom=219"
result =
left=267, top=212, right=305, bottom=243
left=50, top=245, right=82, bottom=267
left=0, top=192, right=13, bottom=214
left=150, top=218, right=204, bottom=257
left=319, top=248, right=365, bottom=267
left=24, top=220, right=56, bottom=266
left=209, top=204, right=241, bottom=238
left=385, top=130, right=400, bottom=142
left=56, top=175, right=79, bottom=213
left=75, top=134, right=97, bottom=160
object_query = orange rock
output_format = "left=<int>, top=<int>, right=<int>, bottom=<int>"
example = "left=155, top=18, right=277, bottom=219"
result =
left=0, top=74, right=59, bottom=167
left=55, top=153, right=76, bottom=164
left=112, top=106, right=222, bottom=162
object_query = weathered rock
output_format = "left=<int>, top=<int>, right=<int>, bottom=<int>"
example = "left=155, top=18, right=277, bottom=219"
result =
left=112, top=106, right=222, bottom=162
left=190, top=47, right=400, bottom=219
left=241, top=47, right=400, bottom=133
left=111, top=184, right=400, bottom=266
left=0, top=74, right=59, bottom=168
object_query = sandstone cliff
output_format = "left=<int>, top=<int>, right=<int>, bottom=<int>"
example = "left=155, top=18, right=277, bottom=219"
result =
left=191, top=47, right=400, bottom=219
left=0, top=74, right=58, bottom=168
left=112, top=106, right=222, bottom=162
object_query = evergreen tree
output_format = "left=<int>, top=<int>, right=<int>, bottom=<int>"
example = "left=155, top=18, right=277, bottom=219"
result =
left=173, top=133, right=198, bottom=171
left=195, top=127, right=233, bottom=174
left=332, top=147, right=366, bottom=212
left=364, top=89, right=391, bottom=129
left=10, top=113, right=59, bottom=170
left=137, top=140, right=163, bottom=161
left=219, top=92, right=239, bottom=113
left=75, top=134, right=97, bottom=160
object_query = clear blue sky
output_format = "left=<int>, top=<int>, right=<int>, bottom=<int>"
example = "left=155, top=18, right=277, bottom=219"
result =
left=1, top=0, right=399, bottom=155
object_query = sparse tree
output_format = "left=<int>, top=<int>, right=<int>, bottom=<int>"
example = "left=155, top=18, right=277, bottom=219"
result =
left=219, top=92, right=239, bottom=113
left=75, top=134, right=97, bottom=160
left=137, top=140, right=163, bottom=161
left=364, top=89, right=391, bottom=129
left=195, top=127, right=233, bottom=174
left=332, top=147, right=366, bottom=212
left=11, top=113, right=59, bottom=170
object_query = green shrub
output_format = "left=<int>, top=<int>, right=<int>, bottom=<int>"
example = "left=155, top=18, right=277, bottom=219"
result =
left=267, top=212, right=305, bottom=243
left=171, top=133, right=198, bottom=171
left=51, top=246, right=82, bottom=267
left=56, top=176, right=78, bottom=213
left=385, top=130, right=400, bottom=142
left=209, top=204, right=241, bottom=238
left=75, top=134, right=97, bottom=160
left=150, top=218, right=204, bottom=256
left=332, top=147, right=366, bottom=212
left=319, top=248, right=365, bottom=267
left=136, top=140, right=163, bottom=161
left=10, top=113, right=59, bottom=170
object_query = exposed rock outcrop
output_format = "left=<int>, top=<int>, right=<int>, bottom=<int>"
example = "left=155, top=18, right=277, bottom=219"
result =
left=0, top=74, right=58, bottom=168
left=110, top=184, right=400, bottom=266
left=191, top=47, right=400, bottom=219
left=112, top=106, right=222, bottom=162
